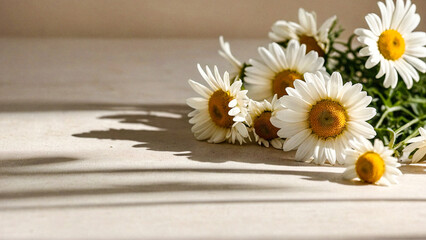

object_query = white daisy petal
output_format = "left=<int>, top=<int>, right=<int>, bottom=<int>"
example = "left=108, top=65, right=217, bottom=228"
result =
left=188, top=80, right=213, bottom=98
left=248, top=96, right=283, bottom=148
left=275, top=71, right=376, bottom=165
left=273, top=121, right=307, bottom=138
left=378, top=1, right=391, bottom=29
left=366, top=55, right=380, bottom=69
left=349, top=108, right=377, bottom=121
left=355, top=28, right=378, bottom=40
left=405, top=32, right=426, bottom=48
left=187, top=65, right=250, bottom=144
left=295, top=135, right=316, bottom=161
left=360, top=47, right=373, bottom=56
left=186, top=97, right=208, bottom=109
left=228, top=107, right=241, bottom=116
left=403, top=127, right=426, bottom=163
left=218, top=36, right=243, bottom=71
left=277, top=109, right=307, bottom=123
left=412, top=147, right=426, bottom=163
left=262, top=9, right=330, bottom=100
left=365, top=13, right=382, bottom=35
left=343, top=166, right=358, bottom=180
left=343, top=139, right=402, bottom=185
left=259, top=46, right=282, bottom=73
left=347, top=121, right=376, bottom=139
left=405, top=47, right=426, bottom=58
left=228, top=99, right=238, bottom=108
left=403, top=55, right=426, bottom=72
left=281, top=95, right=311, bottom=111
left=284, top=129, right=311, bottom=151
left=390, top=0, right=405, bottom=29
left=355, top=0, right=425, bottom=89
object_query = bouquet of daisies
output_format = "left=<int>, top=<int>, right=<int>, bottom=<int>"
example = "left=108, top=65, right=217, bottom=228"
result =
left=186, top=0, right=426, bottom=186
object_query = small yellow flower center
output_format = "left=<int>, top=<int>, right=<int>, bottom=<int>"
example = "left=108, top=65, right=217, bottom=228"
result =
left=273, top=70, right=304, bottom=98
left=378, top=29, right=405, bottom=61
left=208, top=90, right=234, bottom=128
left=355, top=152, right=385, bottom=184
left=253, top=111, right=280, bottom=141
left=309, top=100, right=347, bottom=139
left=299, top=35, right=325, bottom=57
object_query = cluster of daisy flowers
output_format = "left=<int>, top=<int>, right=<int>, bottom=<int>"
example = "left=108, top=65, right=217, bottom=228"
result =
left=186, top=0, right=426, bottom=186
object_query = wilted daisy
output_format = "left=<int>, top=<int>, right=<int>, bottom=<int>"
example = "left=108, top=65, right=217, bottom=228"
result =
left=355, top=0, right=426, bottom=89
left=343, top=139, right=402, bottom=186
left=245, top=40, right=326, bottom=101
left=218, top=36, right=244, bottom=80
left=248, top=95, right=284, bottom=149
left=269, top=8, right=336, bottom=57
left=187, top=65, right=250, bottom=144
left=271, top=71, right=377, bottom=165
left=402, top=127, right=426, bottom=163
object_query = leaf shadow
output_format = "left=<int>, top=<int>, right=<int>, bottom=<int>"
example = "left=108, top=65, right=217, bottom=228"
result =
left=73, top=104, right=300, bottom=166
left=71, top=104, right=351, bottom=185
left=0, top=157, right=80, bottom=167
left=0, top=103, right=383, bottom=210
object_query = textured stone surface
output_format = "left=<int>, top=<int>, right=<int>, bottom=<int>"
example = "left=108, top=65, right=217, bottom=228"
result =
left=0, top=38, right=425, bottom=239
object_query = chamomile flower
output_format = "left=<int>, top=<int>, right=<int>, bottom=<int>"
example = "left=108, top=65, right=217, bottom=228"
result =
left=218, top=36, right=244, bottom=80
left=343, top=139, right=402, bottom=186
left=187, top=65, right=250, bottom=144
left=248, top=95, right=284, bottom=149
left=245, top=40, right=326, bottom=101
left=269, top=8, right=336, bottom=57
left=271, top=71, right=377, bottom=165
left=402, top=127, right=426, bottom=163
left=355, top=0, right=426, bottom=89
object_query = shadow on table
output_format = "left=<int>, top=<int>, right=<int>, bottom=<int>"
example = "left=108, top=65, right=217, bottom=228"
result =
left=72, top=104, right=304, bottom=166
left=68, top=104, right=369, bottom=185
left=3, top=197, right=426, bottom=211
left=0, top=103, right=397, bottom=210
left=0, top=157, right=79, bottom=167
left=0, top=157, right=423, bottom=210
left=0, top=179, right=282, bottom=200
left=0, top=156, right=289, bottom=207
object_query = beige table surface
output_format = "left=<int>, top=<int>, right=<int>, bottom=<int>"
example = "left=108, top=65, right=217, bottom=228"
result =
left=0, top=38, right=425, bottom=240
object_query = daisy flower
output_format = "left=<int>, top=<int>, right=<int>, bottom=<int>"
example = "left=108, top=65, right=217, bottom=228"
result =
left=343, top=139, right=402, bottom=186
left=269, top=8, right=337, bottom=57
left=355, top=0, right=426, bottom=89
left=248, top=94, right=285, bottom=149
left=245, top=40, right=326, bottom=101
left=187, top=65, right=250, bottom=144
left=402, top=127, right=426, bottom=163
left=271, top=71, right=377, bottom=165
left=218, top=36, right=244, bottom=80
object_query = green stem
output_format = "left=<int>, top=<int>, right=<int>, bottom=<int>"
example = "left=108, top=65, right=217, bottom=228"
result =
left=375, top=106, right=404, bottom=129
left=395, top=116, right=425, bottom=135
left=334, top=41, right=347, bottom=46
left=408, top=97, right=426, bottom=104
left=387, top=128, right=396, bottom=149
left=394, top=128, right=420, bottom=150
left=398, top=108, right=419, bottom=120
left=369, top=88, right=389, bottom=107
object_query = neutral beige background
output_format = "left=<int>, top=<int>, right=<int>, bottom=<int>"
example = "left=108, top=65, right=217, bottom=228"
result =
left=1, top=38, right=426, bottom=239
left=0, top=0, right=425, bottom=38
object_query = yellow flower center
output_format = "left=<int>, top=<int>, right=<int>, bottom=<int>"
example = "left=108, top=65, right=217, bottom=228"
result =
left=273, top=70, right=303, bottom=98
left=253, top=111, right=280, bottom=141
left=309, top=100, right=347, bottom=139
left=378, top=29, right=405, bottom=61
left=299, top=35, right=325, bottom=57
left=208, top=90, right=234, bottom=128
left=355, top=152, right=385, bottom=184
